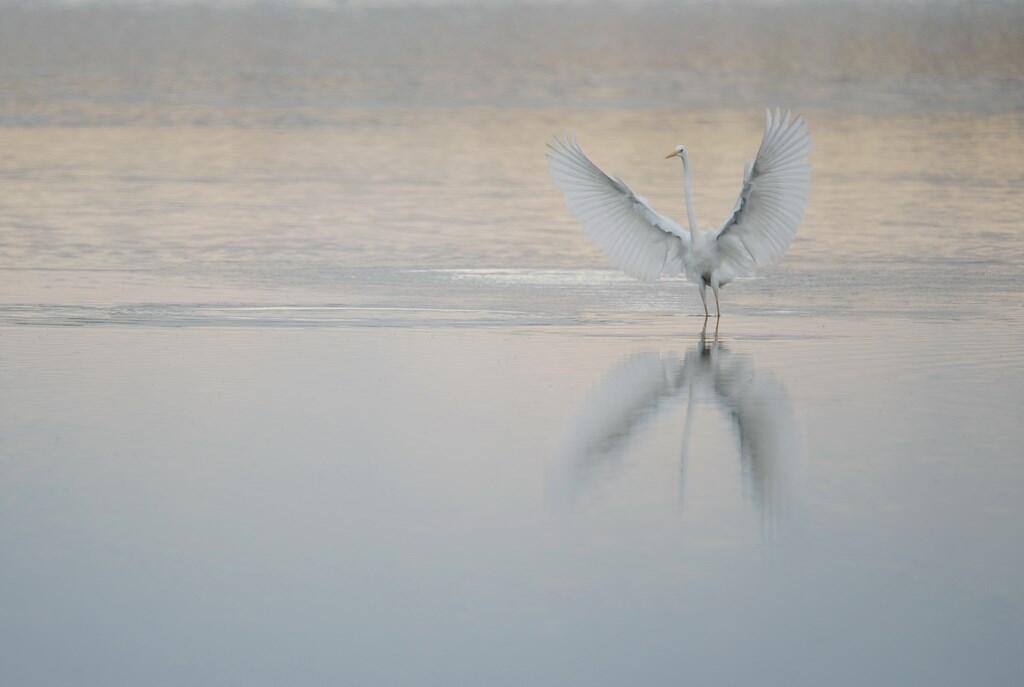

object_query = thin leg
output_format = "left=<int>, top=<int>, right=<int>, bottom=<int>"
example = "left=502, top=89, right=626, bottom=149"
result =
left=712, top=283, right=721, bottom=319
left=698, top=283, right=708, bottom=318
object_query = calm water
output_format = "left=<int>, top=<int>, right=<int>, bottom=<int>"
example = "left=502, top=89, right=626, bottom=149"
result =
left=2, top=2, right=1024, bottom=685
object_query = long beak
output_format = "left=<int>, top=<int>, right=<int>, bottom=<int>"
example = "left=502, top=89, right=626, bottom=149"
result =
left=665, top=152, right=677, bottom=159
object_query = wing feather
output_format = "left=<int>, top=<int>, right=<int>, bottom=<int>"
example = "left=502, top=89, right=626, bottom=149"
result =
left=547, top=136, right=689, bottom=282
left=715, top=108, right=811, bottom=281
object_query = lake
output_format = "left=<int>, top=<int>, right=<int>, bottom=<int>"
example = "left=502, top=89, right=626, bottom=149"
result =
left=1, top=2, right=1023, bottom=685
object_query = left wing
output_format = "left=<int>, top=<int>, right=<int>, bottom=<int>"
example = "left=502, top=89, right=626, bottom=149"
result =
left=547, top=136, right=689, bottom=282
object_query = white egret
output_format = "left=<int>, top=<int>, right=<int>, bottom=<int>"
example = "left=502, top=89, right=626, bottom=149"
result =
left=546, top=108, right=811, bottom=318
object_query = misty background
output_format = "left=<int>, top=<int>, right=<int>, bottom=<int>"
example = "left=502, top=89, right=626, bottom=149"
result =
left=1, top=0, right=1022, bottom=127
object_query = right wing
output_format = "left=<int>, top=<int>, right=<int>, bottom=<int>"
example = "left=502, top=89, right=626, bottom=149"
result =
left=546, top=136, right=689, bottom=282
left=715, top=109, right=811, bottom=281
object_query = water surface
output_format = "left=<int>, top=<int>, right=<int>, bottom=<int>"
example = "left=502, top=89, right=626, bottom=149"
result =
left=2, top=2, right=1023, bottom=685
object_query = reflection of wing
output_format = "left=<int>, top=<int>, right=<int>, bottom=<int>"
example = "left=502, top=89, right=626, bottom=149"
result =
left=555, top=339, right=798, bottom=531
left=711, top=349, right=798, bottom=528
left=561, top=352, right=685, bottom=478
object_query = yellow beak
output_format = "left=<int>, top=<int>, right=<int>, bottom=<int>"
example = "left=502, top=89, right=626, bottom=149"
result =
left=665, top=151, right=678, bottom=159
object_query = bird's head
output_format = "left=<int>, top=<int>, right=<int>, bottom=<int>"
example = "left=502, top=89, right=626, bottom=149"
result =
left=665, top=144, right=688, bottom=162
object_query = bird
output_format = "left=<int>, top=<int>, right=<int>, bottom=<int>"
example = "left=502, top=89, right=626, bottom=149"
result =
left=546, top=108, right=811, bottom=318
left=556, top=324, right=797, bottom=527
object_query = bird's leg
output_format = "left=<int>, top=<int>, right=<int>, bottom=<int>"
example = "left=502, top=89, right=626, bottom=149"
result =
left=712, top=282, right=722, bottom=319
left=697, top=283, right=709, bottom=318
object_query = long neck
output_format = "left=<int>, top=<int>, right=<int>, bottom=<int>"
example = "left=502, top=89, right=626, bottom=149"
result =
left=680, top=158, right=699, bottom=239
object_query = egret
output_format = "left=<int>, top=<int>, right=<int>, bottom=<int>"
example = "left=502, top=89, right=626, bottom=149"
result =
left=546, top=109, right=811, bottom=318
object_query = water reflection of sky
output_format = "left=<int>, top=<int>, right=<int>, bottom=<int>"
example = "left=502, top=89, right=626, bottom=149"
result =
left=4, top=320, right=1022, bottom=685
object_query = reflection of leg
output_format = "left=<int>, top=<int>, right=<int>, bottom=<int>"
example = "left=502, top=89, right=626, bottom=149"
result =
left=698, top=283, right=708, bottom=317
left=680, top=383, right=696, bottom=509
left=712, top=283, right=721, bottom=318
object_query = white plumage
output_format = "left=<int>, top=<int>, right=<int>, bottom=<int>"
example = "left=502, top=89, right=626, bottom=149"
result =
left=545, top=137, right=691, bottom=282
left=546, top=108, right=811, bottom=317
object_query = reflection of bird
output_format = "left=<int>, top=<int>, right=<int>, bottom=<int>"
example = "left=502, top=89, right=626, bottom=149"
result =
left=559, top=350, right=686, bottom=485
left=559, top=326, right=797, bottom=527
left=546, top=109, right=811, bottom=318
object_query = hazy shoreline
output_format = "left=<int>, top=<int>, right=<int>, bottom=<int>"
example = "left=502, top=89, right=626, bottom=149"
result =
left=2, top=1, right=1023, bottom=123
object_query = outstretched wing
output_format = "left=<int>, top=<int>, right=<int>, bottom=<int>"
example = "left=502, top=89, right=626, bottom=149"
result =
left=715, top=109, right=811, bottom=281
left=547, top=136, right=689, bottom=282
